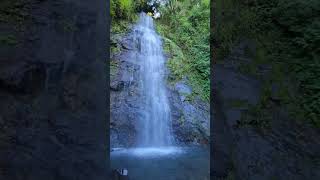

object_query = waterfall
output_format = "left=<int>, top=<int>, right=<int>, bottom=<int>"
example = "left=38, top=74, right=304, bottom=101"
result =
left=111, top=13, right=209, bottom=180
left=134, top=13, right=173, bottom=147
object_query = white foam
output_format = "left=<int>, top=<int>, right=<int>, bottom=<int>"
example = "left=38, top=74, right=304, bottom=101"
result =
left=111, top=146, right=184, bottom=157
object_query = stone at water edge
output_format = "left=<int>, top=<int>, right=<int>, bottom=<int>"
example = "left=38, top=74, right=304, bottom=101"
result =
left=111, top=168, right=129, bottom=180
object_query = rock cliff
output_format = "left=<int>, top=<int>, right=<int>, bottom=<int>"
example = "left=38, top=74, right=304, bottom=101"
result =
left=0, top=0, right=108, bottom=179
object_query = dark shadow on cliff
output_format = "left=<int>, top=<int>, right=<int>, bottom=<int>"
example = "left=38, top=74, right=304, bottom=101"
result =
left=211, top=0, right=320, bottom=179
left=0, top=0, right=109, bottom=179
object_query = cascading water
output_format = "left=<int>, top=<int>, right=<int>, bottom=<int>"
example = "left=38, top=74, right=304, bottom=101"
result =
left=134, top=13, right=173, bottom=147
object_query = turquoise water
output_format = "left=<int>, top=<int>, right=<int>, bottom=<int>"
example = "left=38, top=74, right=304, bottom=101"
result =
left=110, top=146, right=210, bottom=180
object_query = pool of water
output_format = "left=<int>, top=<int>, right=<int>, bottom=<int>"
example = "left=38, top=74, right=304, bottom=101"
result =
left=110, top=146, right=210, bottom=180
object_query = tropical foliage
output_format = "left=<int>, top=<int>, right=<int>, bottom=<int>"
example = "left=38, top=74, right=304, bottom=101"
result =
left=156, top=0, right=210, bottom=101
left=214, top=0, right=320, bottom=127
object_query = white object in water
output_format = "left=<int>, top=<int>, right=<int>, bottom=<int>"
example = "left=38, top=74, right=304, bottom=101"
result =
left=119, top=169, right=128, bottom=176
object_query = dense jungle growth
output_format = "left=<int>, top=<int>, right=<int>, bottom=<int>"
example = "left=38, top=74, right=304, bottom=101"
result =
left=156, top=0, right=210, bottom=101
left=214, top=0, right=320, bottom=128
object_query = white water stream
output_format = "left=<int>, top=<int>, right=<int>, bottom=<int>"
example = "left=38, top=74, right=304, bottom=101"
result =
left=134, top=13, right=173, bottom=147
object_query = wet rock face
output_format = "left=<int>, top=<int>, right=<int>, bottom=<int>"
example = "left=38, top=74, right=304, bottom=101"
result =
left=0, top=63, right=46, bottom=96
left=110, top=32, right=141, bottom=148
left=0, top=0, right=108, bottom=180
left=110, top=29, right=210, bottom=148
left=167, top=81, right=210, bottom=145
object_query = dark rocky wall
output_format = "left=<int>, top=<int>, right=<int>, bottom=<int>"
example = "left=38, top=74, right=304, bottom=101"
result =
left=0, top=0, right=109, bottom=179
left=211, top=42, right=320, bottom=180
left=211, top=0, right=320, bottom=179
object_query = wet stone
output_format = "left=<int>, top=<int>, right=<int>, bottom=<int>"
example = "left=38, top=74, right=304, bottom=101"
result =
left=111, top=169, right=129, bottom=180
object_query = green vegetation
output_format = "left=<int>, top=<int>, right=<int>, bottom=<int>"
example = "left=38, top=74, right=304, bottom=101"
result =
left=111, top=0, right=134, bottom=34
left=110, top=60, right=119, bottom=79
left=0, top=34, right=18, bottom=46
left=111, top=0, right=148, bottom=20
left=227, top=99, right=250, bottom=109
left=110, top=0, right=139, bottom=77
left=111, top=20, right=133, bottom=34
left=110, top=0, right=211, bottom=145
left=110, top=0, right=210, bottom=102
left=0, top=0, right=30, bottom=30
left=214, top=0, right=320, bottom=127
left=111, top=0, right=134, bottom=19
left=156, top=0, right=210, bottom=101
left=161, top=37, right=186, bottom=81
left=110, top=0, right=149, bottom=82
left=110, top=0, right=144, bottom=51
